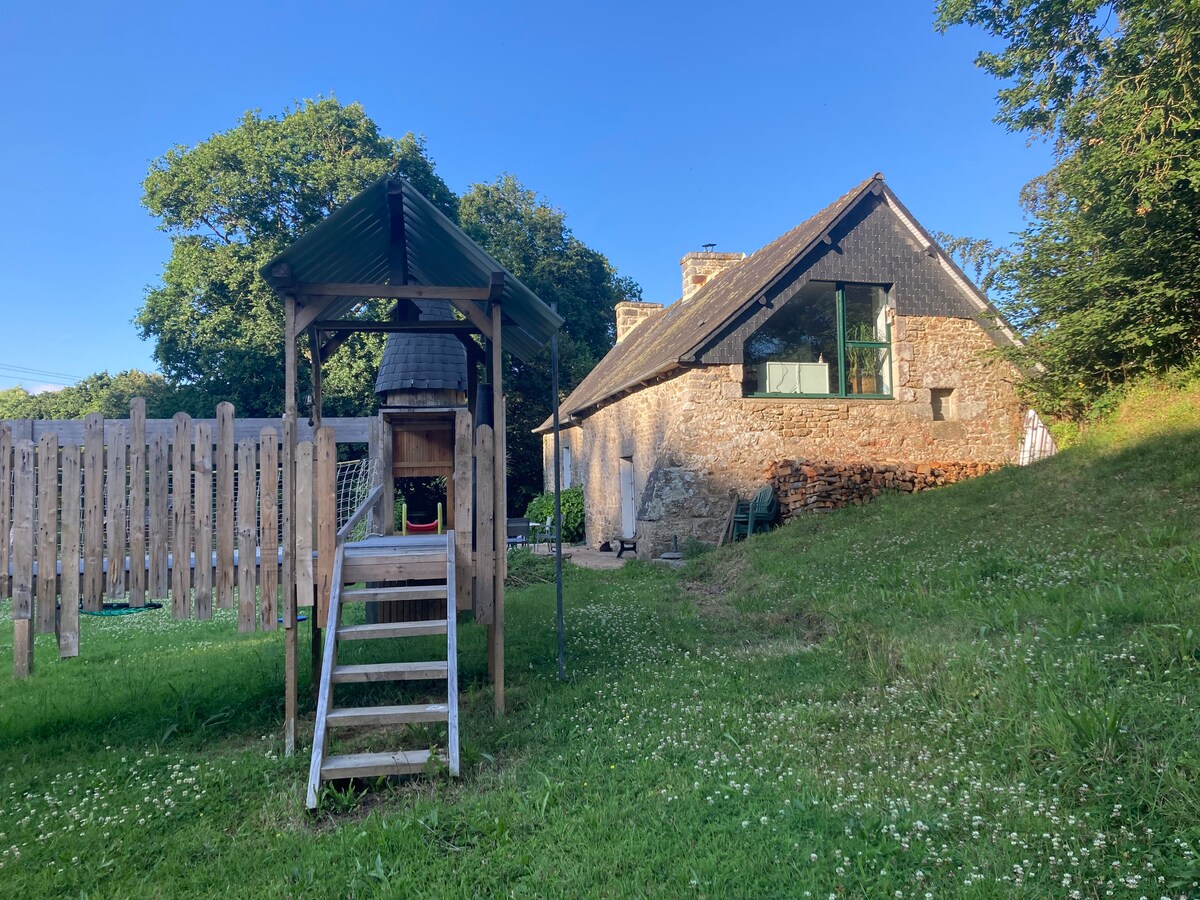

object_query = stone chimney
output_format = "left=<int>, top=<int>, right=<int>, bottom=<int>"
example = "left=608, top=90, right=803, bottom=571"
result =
left=614, top=301, right=664, bottom=344
left=681, top=251, right=745, bottom=301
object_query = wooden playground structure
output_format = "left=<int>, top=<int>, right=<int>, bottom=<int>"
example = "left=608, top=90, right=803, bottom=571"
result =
left=2, top=174, right=563, bottom=807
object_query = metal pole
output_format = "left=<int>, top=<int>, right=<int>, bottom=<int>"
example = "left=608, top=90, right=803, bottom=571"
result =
left=551, top=303, right=565, bottom=680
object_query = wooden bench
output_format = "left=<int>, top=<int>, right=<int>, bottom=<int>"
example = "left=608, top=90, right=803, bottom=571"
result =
left=616, top=536, right=638, bottom=558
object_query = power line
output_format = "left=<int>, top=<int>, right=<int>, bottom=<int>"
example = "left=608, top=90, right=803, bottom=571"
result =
left=0, top=373, right=73, bottom=389
left=0, top=362, right=85, bottom=382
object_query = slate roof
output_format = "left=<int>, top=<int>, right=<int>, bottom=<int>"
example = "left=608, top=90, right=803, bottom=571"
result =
left=539, top=173, right=1018, bottom=432
left=540, top=174, right=879, bottom=428
left=375, top=300, right=468, bottom=394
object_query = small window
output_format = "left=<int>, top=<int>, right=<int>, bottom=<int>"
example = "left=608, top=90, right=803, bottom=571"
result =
left=931, top=388, right=954, bottom=421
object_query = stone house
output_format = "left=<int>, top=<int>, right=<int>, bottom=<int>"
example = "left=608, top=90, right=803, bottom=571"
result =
left=538, top=174, right=1034, bottom=555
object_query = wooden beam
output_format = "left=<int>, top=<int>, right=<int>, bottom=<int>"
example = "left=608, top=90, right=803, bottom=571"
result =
left=387, top=185, right=408, bottom=285
left=314, top=320, right=483, bottom=334
left=445, top=297, right=494, bottom=342
left=299, top=283, right=491, bottom=301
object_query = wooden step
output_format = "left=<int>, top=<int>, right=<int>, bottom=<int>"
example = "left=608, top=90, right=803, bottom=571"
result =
left=337, top=620, right=448, bottom=641
left=321, top=749, right=442, bottom=780
left=330, top=661, right=448, bottom=683
left=327, top=702, right=449, bottom=727
left=341, top=585, right=448, bottom=603
left=343, top=557, right=448, bottom=583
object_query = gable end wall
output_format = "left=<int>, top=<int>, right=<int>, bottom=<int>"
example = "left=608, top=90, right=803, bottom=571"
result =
left=698, top=195, right=991, bottom=365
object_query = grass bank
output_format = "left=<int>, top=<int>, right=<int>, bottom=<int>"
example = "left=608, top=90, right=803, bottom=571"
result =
left=2, top=374, right=1199, bottom=897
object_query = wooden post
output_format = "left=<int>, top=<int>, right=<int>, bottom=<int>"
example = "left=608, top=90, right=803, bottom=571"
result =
left=12, top=440, right=35, bottom=678
left=58, top=444, right=81, bottom=658
left=236, top=438, right=257, bottom=632
left=0, top=424, right=11, bottom=601
left=490, top=292, right=506, bottom=714
left=453, top=409, right=473, bottom=611
left=476, top=424, right=495, bottom=624
left=259, top=429, right=278, bottom=631
left=105, top=426, right=127, bottom=601
left=171, top=415, right=192, bottom=617
left=128, top=398, right=147, bottom=607
left=82, top=413, right=104, bottom=611
left=308, top=328, right=324, bottom=697
left=148, top=435, right=169, bottom=600
left=283, top=294, right=298, bottom=756
left=36, top=433, right=58, bottom=633
left=193, top=423, right=214, bottom=618
left=216, top=402, right=235, bottom=609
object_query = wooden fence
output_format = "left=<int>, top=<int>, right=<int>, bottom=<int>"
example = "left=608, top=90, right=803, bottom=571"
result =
left=2, top=400, right=371, bottom=678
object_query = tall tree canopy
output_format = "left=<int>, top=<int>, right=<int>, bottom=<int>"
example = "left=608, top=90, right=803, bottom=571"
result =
left=136, top=98, right=457, bottom=415
left=938, top=0, right=1200, bottom=415
left=136, top=101, right=637, bottom=506
left=461, top=175, right=639, bottom=508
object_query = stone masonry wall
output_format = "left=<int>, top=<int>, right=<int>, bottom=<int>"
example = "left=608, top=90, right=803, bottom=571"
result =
left=543, top=314, right=1024, bottom=557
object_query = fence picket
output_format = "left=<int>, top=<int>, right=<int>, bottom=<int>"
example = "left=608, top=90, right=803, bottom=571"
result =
left=236, top=439, right=257, bottom=632
left=148, top=435, right=169, bottom=599
left=193, top=423, right=213, bottom=619
left=13, top=440, right=35, bottom=678
left=295, top=441, right=314, bottom=608
left=171, top=415, right=192, bottom=618
left=82, top=413, right=104, bottom=612
left=315, top=427, right=336, bottom=629
left=58, top=444, right=81, bottom=658
left=105, top=427, right=127, bottom=600
left=128, top=399, right=146, bottom=606
left=216, top=403, right=235, bottom=609
left=0, top=425, right=11, bottom=600
left=36, top=434, right=59, bottom=633
left=259, top=429, right=278, bottom=631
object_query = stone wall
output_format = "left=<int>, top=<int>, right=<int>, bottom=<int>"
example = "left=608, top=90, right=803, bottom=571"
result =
left=767, top=458, right=999, bottom=518
left=543, top=314, right=1025, bottom=557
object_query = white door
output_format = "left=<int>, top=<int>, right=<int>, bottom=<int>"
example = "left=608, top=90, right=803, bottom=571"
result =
left=561, top=445, right=572, bottom=488
left=619, top=456, right=635, bottom=537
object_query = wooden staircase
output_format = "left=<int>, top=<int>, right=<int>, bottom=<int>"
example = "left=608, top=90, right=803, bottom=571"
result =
left=306, top=519, right=459, bottom=809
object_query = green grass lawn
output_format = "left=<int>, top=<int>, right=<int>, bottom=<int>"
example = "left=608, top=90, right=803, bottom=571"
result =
left=3, top=374, right=1200, bottom=897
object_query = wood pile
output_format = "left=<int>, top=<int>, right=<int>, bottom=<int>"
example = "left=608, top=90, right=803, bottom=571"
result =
left=765, top=458, right=999, bottom=520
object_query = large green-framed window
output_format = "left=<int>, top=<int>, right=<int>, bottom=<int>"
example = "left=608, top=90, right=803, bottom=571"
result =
left=744, top=281, right=892, bottom=398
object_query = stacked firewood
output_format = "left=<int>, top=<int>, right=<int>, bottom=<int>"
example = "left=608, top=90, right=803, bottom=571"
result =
left=766, top=458, right=999, bottom=519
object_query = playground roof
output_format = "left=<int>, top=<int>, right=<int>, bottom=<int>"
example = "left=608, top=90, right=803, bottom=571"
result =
left=260, top=174, right=563, bottom=362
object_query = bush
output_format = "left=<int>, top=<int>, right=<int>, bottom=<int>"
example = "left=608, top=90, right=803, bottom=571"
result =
left=524, top=486, right=585, bottom=543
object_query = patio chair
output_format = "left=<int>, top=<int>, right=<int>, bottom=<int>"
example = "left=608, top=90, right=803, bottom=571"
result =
left=732, top=486, right=778, bottom=540
left=507, top=517, right=531, bottom=550
left=530, top=515, right=560, bottom=553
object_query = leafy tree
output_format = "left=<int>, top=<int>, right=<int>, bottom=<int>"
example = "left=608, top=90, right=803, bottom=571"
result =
left=937, top=0, right=1200, bottom=415
left=136, top=98, right=457, bottom=415
left=461, top=175, right=639, bottom=508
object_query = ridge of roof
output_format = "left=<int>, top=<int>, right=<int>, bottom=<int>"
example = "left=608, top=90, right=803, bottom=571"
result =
left=537, top=175, right=881, bottom=431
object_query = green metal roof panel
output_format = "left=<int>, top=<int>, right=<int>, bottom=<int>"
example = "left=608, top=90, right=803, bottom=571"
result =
left=260, top=175, right=562, bottom=362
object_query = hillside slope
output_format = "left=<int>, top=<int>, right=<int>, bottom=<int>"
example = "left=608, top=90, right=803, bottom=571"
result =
left=1, top=373, right=1198, bottom=897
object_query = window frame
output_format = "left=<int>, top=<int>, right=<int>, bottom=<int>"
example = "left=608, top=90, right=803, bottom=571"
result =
left=746, top=281, right=894, bottom=400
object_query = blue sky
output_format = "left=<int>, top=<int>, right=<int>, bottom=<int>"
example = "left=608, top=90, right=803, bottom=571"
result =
left=0, top=0, right=1052, bottom=393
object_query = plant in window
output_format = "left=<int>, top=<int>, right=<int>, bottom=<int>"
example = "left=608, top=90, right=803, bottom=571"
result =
left=846, top=323, right=879, bottom=394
